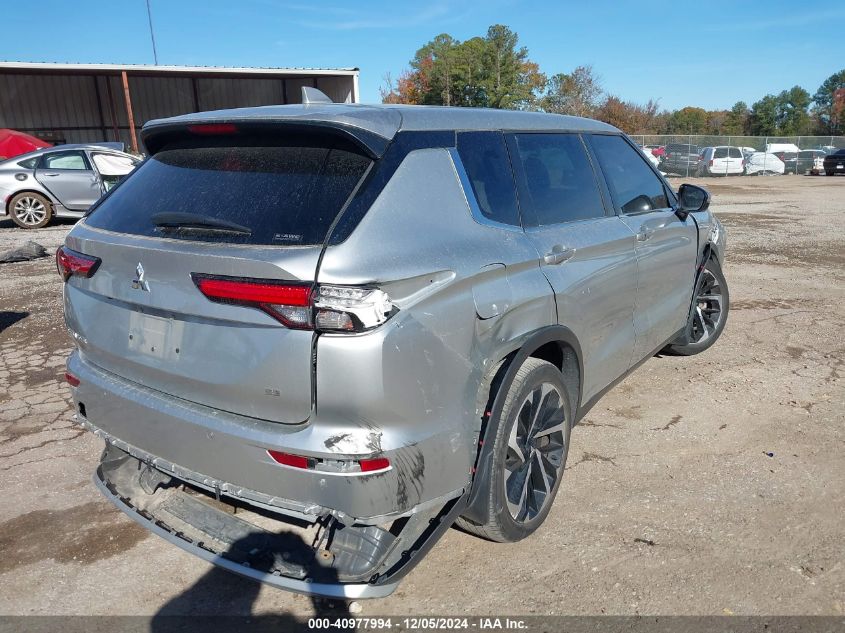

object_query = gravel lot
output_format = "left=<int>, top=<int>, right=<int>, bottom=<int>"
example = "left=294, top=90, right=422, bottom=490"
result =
left=0, top=176, right=843, bottom=618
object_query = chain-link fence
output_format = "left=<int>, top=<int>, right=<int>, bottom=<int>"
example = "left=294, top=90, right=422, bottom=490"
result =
left=628, top=134, right=845, bottom=178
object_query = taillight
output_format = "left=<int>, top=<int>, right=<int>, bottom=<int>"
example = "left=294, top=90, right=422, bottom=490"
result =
left=192, top=275, right=312, bottom=329
left=192, top=275, right=397, bottom=333
left=65, top=371, right=80, bottom=387
left=56, top=246, right=101, bottom=281
left=313, top=285, right=395, bottom=333
left=709, top=159, right=714, bottom=167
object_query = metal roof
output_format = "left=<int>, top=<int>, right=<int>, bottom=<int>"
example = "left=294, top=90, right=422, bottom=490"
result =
left=0, top=62, right=359, bottom=76
left=143, top=103, right=618, bottom=144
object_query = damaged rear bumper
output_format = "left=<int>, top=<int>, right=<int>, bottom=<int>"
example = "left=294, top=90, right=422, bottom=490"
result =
left=94, top=443, right=467, bottom=599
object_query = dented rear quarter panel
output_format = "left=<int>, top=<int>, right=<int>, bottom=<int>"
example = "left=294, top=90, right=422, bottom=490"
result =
left=314, top=148, right=556, bottom=511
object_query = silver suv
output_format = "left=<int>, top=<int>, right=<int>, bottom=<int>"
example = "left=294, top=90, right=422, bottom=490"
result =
left=60, top=99, right=728, bottom=599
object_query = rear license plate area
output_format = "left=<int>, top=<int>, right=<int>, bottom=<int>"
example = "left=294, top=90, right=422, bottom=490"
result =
left=128, top=312, right=183, bottom=361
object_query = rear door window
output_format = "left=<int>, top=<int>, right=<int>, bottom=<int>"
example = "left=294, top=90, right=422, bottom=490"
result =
left=729, top=148, right=743, bottom=158
left=456, top=131, right=520, bottom=227
left=714, top=148, right=729, bottom=159
left=510, top=133, right=606, bottom=226
left=39, top=151, right=90, bottom=170
left=589, top=134, right=669, bottom=215
left=85, top=135, right=372, bottom=246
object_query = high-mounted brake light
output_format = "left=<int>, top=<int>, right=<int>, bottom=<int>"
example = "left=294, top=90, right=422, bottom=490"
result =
left=192, top=274, right=397, bottom=332
left=56, top=246, right=101, bottom=281
left=187, top=123, right=238, bottom=135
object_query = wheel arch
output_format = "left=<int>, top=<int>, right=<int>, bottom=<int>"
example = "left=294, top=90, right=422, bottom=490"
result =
left=6, top=188, right=55, bottom=216
left=462, top=325, right=584, bottom=525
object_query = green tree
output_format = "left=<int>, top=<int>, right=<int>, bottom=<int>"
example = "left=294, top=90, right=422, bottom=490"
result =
left=776, top=86, right=812, bottom=134
left=749, top=87, right=812, bottom=135
left=541, top=65, right=603, bottom=117
left=749, top=94, right=779, bottom=135
left=665, top=107, right=709, bottom=134
left=481, top=25, right=544, bottom=109
left=812, top=69, right=845, bottom=133
left=722, top=101, right=750, bottom=135
left=410, top=33, right=459, bottom=106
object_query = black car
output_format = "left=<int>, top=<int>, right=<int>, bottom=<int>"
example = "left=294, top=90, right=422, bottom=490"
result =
left=773, top=151, right=798, bottom=174
left=659, top=143, right=700, bottom=176
left=824, top=148, right=845, bottom=176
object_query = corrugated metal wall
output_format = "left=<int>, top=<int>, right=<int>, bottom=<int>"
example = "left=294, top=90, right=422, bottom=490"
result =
left=0, top=71, right=356, bottom=149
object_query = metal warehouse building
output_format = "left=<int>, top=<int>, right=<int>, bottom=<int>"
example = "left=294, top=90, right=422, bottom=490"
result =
left=0, top=62, right=360, bottom=153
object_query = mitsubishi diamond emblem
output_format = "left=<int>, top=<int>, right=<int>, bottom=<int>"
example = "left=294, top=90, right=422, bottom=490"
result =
left=132, top=262, right=150, bottom=292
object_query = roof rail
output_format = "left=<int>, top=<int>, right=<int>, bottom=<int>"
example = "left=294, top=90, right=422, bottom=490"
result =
left=301, top=86, right=333, bottom=104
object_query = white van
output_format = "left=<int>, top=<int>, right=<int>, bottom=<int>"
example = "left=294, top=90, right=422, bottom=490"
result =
left=697, top=146, right=745, bottom=176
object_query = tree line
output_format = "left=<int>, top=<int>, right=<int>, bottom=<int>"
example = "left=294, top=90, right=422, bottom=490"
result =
left=380, top=25, right=845, bottom=137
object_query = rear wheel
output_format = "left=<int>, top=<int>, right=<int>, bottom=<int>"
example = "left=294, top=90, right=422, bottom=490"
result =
left=665, top=258, right=729, bottom=356
left=457, top=358, right=571, bottom=543
left=827, top=170, right=835, bottom=176
left=9, top=192, right=52, bottom=229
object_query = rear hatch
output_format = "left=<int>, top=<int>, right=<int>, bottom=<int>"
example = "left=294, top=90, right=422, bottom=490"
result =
left=64, top=127, right=373, bottom=423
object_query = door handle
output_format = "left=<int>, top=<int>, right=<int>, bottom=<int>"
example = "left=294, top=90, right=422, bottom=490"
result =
left=543, top=245, right=575, bottom=265
left=42, top=173, right=61, bottom=177
left=636, top=227, right=655, bottom=241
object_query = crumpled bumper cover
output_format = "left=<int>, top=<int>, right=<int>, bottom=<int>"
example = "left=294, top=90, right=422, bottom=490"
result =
left=92, top=443, right=467, bottom=599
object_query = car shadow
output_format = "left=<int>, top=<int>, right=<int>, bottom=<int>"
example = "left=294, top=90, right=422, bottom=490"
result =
left=150, top=530, right=352, bottom=632
left=0, top=311, right=28, bottom=333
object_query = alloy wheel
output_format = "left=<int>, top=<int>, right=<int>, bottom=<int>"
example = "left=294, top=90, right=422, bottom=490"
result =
left=504, top=383, right=567, bottom=522
left=690, top=269, right=724, bottom=344
left=13, top=197, right=47, bottom=226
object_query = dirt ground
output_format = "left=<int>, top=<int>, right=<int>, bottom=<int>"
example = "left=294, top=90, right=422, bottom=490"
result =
left=0, top=175, right=843, bottom=618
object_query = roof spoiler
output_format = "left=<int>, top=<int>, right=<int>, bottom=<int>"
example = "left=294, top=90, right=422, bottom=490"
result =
left=140, top=119, right=392, bottom=158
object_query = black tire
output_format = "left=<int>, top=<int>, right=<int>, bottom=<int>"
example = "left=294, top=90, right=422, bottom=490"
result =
left=456, top=358, right=572, bottom=543
left=665, top=258, right=729, bottom=356
left=9, top=192, right=52, bottom=229
left=827, top=170, right=835, bottom=176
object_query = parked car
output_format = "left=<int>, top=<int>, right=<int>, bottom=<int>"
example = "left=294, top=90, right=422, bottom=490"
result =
left=0, top=128, right=51, bottom=160
left=772, top=151, right=798, bottom=174
left=0, top=145, right=140, bottom=228
left=797, top=150, right=827, bottom=175
left=744, top=152, right=785, bottom=175
left=696, top=146, right=745, bottom=176
left=61, top=99, right=728, bottom=599
left=823, top=148, right=845, bottom=175
left=639, top=145, right=662, bottom=169
left=659, top=143, right=701, bottom=175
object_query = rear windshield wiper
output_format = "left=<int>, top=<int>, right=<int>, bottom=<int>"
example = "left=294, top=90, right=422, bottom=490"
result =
left=151, top=212, right=252, bottom=235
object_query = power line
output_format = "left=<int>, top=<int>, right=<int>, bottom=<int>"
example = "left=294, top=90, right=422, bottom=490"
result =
left=146, top=0, right=159, bottom=65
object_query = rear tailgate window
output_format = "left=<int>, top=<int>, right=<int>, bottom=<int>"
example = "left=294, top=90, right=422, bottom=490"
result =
left=85, top=134, right=372, bottom=246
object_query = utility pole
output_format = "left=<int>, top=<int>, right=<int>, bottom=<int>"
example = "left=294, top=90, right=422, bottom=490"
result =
left=146, top=0, right=159, bottom=65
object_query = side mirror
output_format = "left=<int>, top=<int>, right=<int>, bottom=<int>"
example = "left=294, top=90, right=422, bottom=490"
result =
left=676, top=183, right=710, bottom=220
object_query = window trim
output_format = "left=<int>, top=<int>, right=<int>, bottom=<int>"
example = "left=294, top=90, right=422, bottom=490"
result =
left=37, top=150, right=92, bottom=171
left=505, top=131, right=613, bottom=229
left=453, top=130, right=524, bottom=231
left=448, top=147, right=524, bottom=233
left=586, top=132, right=676, bottom=217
